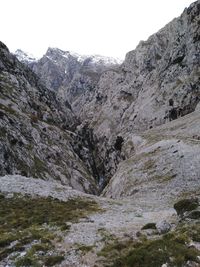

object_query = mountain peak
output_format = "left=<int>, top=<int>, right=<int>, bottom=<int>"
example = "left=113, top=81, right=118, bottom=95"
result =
left=45, top=47, right=122, bottom=65
left=15, top=49, right=37, bottom=63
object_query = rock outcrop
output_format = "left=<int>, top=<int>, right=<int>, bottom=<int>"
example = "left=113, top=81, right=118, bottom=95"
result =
left=102, top=110, right=200, bottom=202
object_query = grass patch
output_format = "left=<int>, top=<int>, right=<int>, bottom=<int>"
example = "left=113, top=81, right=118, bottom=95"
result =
left=15, top=255, right=39, bottom=267
left=44, top=255, right=65, bottom=266
left=153, top=173, right=177, bottom=183
left=0, top=103, right=16, bottom=115
left=0, top=195, right=100, bottom=235
left=33, top=156, right=48, bottom=177
left=112, top=234, right=198, bottom=267
left=177, top=221, right=200, bottom=242
left=76, top=244, right=94, bottom=254
left=0, top=127, right=7, bottom=138
left=0, top=194, right=100, bottom=265
left=143, top=159, right=155, bottom=171
left=99, top=223, right=200, bottom=267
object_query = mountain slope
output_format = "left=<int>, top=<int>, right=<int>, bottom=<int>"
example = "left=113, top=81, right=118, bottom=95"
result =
left=102, top=110, right=200, bottom=202
left=80, top=0, right=200, bottom=138
left=0, top=41, right=97, bottom=193
left=17, top=1, right=200, bottom=192
left=16, top=47, right=121, bottom=114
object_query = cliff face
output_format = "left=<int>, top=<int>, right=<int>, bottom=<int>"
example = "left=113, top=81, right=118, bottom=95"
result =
left=0, top=42, right=98, bottom=194
left=98, top=1, right=200, bottom=198
left=80, top=1, right=200, bottom=139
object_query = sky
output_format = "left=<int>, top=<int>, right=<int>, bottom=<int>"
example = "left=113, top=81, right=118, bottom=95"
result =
left=1, top=0, right=195, bottom=60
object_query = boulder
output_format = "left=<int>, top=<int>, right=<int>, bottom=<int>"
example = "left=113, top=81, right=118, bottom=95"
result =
left=156, top=220, right=171, bottom=234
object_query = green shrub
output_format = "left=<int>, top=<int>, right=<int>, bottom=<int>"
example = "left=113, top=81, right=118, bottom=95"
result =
left=44, top=255, right=64, bottom=266
left=141, top=223, right=157, bottom=230
left=174, top=198, right=199, bottom=216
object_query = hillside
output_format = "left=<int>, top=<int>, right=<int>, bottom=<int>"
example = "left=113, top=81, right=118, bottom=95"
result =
left=0, top=41, right=97, bottom=194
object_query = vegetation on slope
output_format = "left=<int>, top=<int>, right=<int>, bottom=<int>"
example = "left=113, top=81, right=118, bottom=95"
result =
left=0, top=193, right=100, bottom=266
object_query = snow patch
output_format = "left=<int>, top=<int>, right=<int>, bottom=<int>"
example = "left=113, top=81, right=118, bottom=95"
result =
left=15, top=49, right=38, bottom=63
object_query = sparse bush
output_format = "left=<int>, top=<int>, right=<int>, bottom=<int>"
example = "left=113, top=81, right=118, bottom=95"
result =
left=141, top=223, right=157, bottom=230
left=174, top=198, right=199, bottom=216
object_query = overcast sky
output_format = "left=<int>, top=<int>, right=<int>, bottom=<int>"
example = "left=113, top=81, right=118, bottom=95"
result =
left=1, top=0, right=194, bottom=59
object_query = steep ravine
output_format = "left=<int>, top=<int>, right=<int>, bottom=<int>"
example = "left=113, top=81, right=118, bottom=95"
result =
left=1, top=1, right=200, bottom=266
left=14, top=0, right=200, bottom=194
left=70, top=123, right=126, bottom=193
left=0, top=41, right=100, bottom=194
left=1, top=40, right=124, bottom=195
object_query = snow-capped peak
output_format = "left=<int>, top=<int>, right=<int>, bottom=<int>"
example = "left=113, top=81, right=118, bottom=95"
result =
left=45, top=47, right=123, bottom=66
left=15, top=49, right=38, bottom=63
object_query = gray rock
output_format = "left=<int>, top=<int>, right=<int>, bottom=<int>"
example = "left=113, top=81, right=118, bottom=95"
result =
left=156, top=220, right=171, bottom=234
left=0, top=42, right=98, bottom=194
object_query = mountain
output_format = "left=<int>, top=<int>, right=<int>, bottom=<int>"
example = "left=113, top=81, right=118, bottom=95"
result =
left=1, top=1, right=200, bottom=266
left=15, top=48, right=125, bottom=188
left=87, top=0, right=200, bottom=199
left=0, top=41, right=98, bottom=194
left=17, top=0, right=200, bottom=192
left=79, top=1, right=200, bottom=138
left=15, top=49, right=37, bottom=63
left=16, top=48, right=121, bottom=113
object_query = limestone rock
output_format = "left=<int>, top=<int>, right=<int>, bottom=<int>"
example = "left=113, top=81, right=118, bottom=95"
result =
left=79, top=1, right=200, bottom=141
left=102, top=110, right=200, bottom=204
left=156, top=220, right=171, bottom=234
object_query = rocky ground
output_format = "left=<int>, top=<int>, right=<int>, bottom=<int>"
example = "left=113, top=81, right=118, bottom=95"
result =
left=0, top=175, right=177, bottom=267
left=1, top=174, right=200, bottom=267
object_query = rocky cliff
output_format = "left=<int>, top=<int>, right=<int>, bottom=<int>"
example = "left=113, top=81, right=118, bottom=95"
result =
left=79, top=1, right=200, bottom=140
left=0, top=41, right=98, bottom=194
left=15, top=48, right=125, bottom=187
left=15, top=1, right=200, bottom=191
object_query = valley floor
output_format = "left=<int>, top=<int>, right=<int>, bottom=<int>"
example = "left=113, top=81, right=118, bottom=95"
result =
left=0, top=175, right=183, bottom=267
